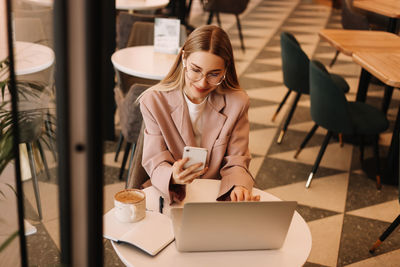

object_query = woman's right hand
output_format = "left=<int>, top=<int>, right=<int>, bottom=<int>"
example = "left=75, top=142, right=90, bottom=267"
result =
left=171, top=158, right=208, bottom=185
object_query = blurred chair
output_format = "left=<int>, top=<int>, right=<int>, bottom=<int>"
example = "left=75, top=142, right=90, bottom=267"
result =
left=329, top=0, right=388, bottom=67
left=126, top=123, right=150, bottom=189
left=20, top=115, right=51, bottom=220
left=13, top=7, right=54, bottom=48
left=114, top=21, right=187, bottom=179
left=274, top=32, right=349, bottom=145
left=203, top=0, right=249, bottom=51
left=303, top=60, right=388, bottom=189
left=116, top=12, right=162, bottom=50
left=114, top=84, right=150, bottom=181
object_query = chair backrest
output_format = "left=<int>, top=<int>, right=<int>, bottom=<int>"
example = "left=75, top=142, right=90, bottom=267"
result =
left=117, top=83, right=150, bottom=143
left=117, top=12, right=161, bottom=49
left=280, top=32, right=310, bottom=94
left=341, top=0, right=369, bottom=30
left=126, top=21, right=187, bottom=47
left=309, top=60, right=354, bottom=134
left=203, top=0, right=249, bottom=15
left=126, top=122, right=150, bottom=189
left=13, top=8, right=54, bottom=48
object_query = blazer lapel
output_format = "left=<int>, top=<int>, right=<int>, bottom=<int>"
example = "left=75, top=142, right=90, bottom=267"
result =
left=170, top=90, right=197, bottom=147
left=201, top=92, right=226, bottom=164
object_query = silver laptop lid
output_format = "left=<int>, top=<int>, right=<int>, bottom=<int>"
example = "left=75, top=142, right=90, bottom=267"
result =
left=170, top=201, right=297, bottom=252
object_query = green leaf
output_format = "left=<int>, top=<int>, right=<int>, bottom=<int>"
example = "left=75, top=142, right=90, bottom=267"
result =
left=0, top=231, right=19, bottom=253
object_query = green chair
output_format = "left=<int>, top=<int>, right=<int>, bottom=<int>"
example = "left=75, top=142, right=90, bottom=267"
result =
left=303, top=60, right=388, bottom=189
left=274, top=32, right=350, bottom=144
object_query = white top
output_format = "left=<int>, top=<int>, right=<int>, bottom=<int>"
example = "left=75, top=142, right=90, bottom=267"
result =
left=183, top=92, right=207, bottom=146
left=111, top=46, right=177, bottom=80
left=111, top=179, right=312, bottom=267
left=0, top=41, right=55, bottom=76
left=116, top=0, right=169, bottom=10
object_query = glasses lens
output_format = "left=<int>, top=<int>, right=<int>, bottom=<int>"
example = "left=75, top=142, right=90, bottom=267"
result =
left=206, top=73, right=225, bottom=85
left=186, top=68, right=203, bottom=82
left=186, top=67, right=225, bottom=85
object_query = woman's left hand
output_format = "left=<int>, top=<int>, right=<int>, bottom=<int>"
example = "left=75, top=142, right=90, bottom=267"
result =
left=230, top=186, right=260, bottom=202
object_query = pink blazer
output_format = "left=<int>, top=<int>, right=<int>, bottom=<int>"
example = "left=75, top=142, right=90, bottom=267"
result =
left=139, top=85, right=254, bottom=202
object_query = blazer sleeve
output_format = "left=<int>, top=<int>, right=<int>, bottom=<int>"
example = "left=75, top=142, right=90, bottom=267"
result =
left=217, top=95, right=254, bottom=200
left=140, top=99, right=186, bottom=203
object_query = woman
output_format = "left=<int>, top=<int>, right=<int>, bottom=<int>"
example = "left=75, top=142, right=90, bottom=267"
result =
left=139, top=25, right=260, bottom=203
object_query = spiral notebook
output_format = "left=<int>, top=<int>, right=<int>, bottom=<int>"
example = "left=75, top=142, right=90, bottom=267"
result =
left=103, top=209, right=174, bottom=256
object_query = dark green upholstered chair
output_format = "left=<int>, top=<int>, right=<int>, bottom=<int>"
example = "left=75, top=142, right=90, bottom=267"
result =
left=274, top=32, right=350, bottom=145
left=204, top=0, right=249, bottom=52
left=303, top=60, right=388, bottom=189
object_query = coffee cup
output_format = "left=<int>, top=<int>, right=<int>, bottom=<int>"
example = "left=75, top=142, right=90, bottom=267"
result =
left=114, top=189, right=146, bottom=223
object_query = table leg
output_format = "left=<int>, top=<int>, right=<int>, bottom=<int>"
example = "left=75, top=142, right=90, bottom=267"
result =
left=356, top=68, right=371, bottom=102
left=381, top=85, right=394, bottom=115
left=383, top=105, right=400, bottom=185
left=387, top=18, right=398, bottom=33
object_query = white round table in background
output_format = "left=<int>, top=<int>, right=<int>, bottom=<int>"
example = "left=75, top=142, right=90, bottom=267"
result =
left=111, top=179, right=312, bottom=267
left=111, top=45, right=177, bottom=80
left=0, top=41, right=55, bottom=76
left=116, top=0, right=169, bottom=11
left=22, top=0, right=53, bottom=7
left=22, top=0, right=169, bottom=11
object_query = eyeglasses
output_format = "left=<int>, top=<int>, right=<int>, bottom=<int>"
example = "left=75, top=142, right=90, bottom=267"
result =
left=184, top=63, right=226, bottom=86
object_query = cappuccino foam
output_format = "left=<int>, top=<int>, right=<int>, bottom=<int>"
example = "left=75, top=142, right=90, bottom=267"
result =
left=115, top=190, right=144, bottom=204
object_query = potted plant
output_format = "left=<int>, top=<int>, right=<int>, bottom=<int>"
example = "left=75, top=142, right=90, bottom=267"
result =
left=0, top=56, right=55, bottom=252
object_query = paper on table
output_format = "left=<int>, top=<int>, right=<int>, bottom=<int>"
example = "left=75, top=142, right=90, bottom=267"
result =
left=24, top=220, right=37, bottom=236
left=154, top=18, right=180, bottom=55
left=103, top=209, right=174, bottom=256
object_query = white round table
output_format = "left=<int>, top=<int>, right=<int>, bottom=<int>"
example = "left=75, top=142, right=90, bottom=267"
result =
left=116, top=0, right=169, bottom=11
left=0, top=41, right=55, bottom=76
left=111, top=179, right=312, bottom=267
left=22, top=0, right=52, bottom=7
left=111, top=45, right=177, bottom=80
left=22, top=0, right=168, bottom=11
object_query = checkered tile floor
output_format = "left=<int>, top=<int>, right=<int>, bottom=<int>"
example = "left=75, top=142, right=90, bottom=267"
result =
left=15, top=0, right=400, bottom=266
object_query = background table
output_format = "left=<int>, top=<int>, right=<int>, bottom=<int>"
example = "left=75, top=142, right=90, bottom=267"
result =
left=319, top=29, right=400, bottom=102
left=0, top=41, right=55, bottom=76
left=111, top=45, right=177, bottom=80
left=111, top=179, right=312, bottom=267
left=353, top=0, right=400, bottom=32
left=116, top=0, right=169, bottom=11
left=352, top=51, right=400, bottom=185
left=23, top=0, right=169, bottom=12
left=319, top=29, right=400, bottom=56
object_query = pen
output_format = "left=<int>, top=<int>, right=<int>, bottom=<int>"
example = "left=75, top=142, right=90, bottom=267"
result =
left=159, top=196, right=164, bottom=214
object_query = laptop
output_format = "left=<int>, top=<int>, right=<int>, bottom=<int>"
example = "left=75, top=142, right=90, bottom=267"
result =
left=170, top=201, right=297, bottom=252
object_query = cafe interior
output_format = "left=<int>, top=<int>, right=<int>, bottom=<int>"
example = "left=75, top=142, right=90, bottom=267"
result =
left=0, top=0, right=400, bottom=266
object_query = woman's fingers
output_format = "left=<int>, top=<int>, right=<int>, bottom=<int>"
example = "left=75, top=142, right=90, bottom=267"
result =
left=181, top=167, right=208, bottom=184
left=244, top=189, right=251, bottom=201
left=172, top=158, right=208, bottom=185
left=230, top=186, right=261, bottom=202
left=230, top=190, right=237, bottom=201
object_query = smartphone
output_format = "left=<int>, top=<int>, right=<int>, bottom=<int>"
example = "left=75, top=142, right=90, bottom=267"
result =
left=182, top=146, right=208, bottom=172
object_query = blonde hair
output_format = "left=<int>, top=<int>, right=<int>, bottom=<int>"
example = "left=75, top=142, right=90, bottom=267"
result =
left=142, top=25, right=241, bottom=97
